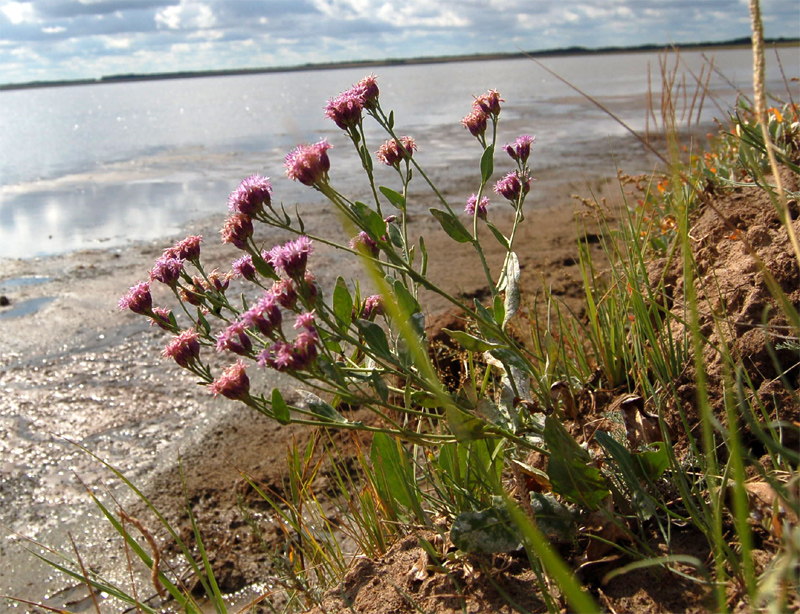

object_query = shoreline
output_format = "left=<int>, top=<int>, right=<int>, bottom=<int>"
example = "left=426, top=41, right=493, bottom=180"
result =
left=2, top=38, right=797, bottom=92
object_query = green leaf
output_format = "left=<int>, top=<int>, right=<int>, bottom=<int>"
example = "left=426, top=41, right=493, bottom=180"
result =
left=360, top=144, right=374, bottom=173
left=252, top=253, right=278, bottom=280
left=317, top=356, right=345, bottom=387
left=318, top=328, right=342, bottom=354
left=370, top=433, right=424, bottom=520
left=485, top=221, right=509, bottom=249
left=391, top=278, right=420, bottom=316
left=493, top=294, right=505, bottom=327
left=635, top=442, right=669, bottom=481
left=530, top=493, right=579, bottom=543
left=371, top=371, right=389, bottom=402
left=379, top=186, right=406, bottom=210
left=387, top=222, right=404, bottom=248
left=480, top=144, right=495, bottom=183
left=355, top=318, right=392, bottom=359
left=333, top=277, right=353, bottom=328
left=488, top=347, right=531, bottom=374
left=299, top=391, right=349, bottom=424
left=446, top=405, right=487, bottom=442
left=450, top=506, right=521, bottom=554
left=442, top=328, right=502, bottom=353
left=271, top=388, right=290, bottom=425
left=544, top=416, right=610, bottom=510
left=353, top=201, right=386, bottom=240
left=430, top=208, right=472, bottom=243
left=419, top=235, right=428, bottom=275
left=388, top=110, right=394, bottom=129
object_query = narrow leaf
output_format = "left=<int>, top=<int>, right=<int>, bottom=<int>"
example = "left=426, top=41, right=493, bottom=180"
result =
left=355, top=318, right=392, bottom=359
left=272, top=388, right=290, bottom=425
left=480, top=144, right=495, bottom=183
left=430, top=208, right=472, bottom=243
left=442, top=328, right=502, bottom=353
left=486, top=221, right=510, bottom=249
left=333, top=277, right=353, bottom=328
left=379, top=186, right=406, bottom=210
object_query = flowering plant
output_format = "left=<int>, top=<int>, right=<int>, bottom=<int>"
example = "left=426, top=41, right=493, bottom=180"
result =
left=121, top=74, right=547, bottom=455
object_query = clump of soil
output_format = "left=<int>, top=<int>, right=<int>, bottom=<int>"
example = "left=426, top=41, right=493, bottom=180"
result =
left=653, top=166, right=800, bottom=450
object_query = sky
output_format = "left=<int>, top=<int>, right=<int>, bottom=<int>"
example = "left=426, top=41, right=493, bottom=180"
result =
left=0, top=0, right=798, bottom=86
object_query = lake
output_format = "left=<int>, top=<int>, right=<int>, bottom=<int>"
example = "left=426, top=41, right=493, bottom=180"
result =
left=1, top=47, right=798, bottom=259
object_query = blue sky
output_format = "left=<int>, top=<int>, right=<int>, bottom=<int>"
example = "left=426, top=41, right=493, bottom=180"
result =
left=1, top=0, right=797, bottom=85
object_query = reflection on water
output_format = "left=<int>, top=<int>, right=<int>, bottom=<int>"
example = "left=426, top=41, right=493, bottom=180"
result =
left=0, top=48, right=796, bottom=260
left=0, top=179, right=234, bottom=258
left=0, top=296, right=55, bottom=319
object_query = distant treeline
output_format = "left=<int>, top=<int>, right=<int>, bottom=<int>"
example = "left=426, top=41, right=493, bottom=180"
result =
left=2, top=36, right=797, bottom=92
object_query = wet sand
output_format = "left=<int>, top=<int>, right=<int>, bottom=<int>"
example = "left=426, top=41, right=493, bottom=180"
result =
left=0, top=133, right=659, bottom=609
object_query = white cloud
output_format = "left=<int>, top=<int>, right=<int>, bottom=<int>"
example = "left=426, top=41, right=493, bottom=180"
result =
left=103, top=35, right=131, bottom=49
left=42, top=26, right=67, bottom=34
left=155, top=2, right=217, bottom=31
left=1, top=1, right=36, bottom=25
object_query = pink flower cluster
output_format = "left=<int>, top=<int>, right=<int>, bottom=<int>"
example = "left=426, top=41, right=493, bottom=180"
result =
left=162, top=328, right=201, bottom=368
left=164, top=235, right=203, bottom=261
left=257, top=312, right=319, bottom=372
left=465, top=194, right=490, bottom=220
left=323, top=74, right=381, bottom=130
left=119, top=281, right=153, bottom=315
left=285, top=140, right=333, bottom=187
left=494, top=171, right=531, bottom=202
left=228, top=174, right=272, bottom=216
left=377, top=136, right=416, bottom=167
left=503, top=135, right=535, bottom=165
left=350, top=231, right=379, bottom=257
left=209, top=361, right=251, bottom=401
left=266, top=235, right=313, bottom=280
left=461, top=89, right=503, bottom=139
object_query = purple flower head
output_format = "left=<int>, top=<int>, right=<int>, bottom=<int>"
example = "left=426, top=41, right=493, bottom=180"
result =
left=228, top=175, right=272, bottom=216
left=465, top=194, right=490, bottom=220
left=293, top=330, right=319, bottom=368
left=267, top=236, right=313, bottom=280
left=150, top=255, right=184, bottom=288
left=119, top=281, right=153, bottom=315
left=150, top=306, right=173, bottom=331
left=221, top=213, right=253, bottom=250
left=461, top=108, right=489, bottom=138
left=271, top=279, right=298, bottom=310
left=376, top=136, right=417, bottom=167
left=215, top=320, right=253, bottom=356
left=354, top=74, right=380, bottom=108
left=363, top=295, right=384, bottom=320
left=473, top=89, right=503, bottom=116
left=294, top=311, right=316, bottom=332
left=209, top=361, right=250, bottom=401
left=231, top=255, right=257, bottom=282
left=163, top=328, right=201, bottom=368
left=242, top=292, right=282, bottom=336
left=350, top=231, right=379, bottom=258
left=204, top=269, right=231, bottom=294
left=285, top=140, right=333, bottom=187
left=258, top=341, right=298, bottom=372
left=494, top=171, right=531, bottom=202
left=503, top=135, right=535, bottom=164
left=324, top=90, right=364, bottom=130
left=165, top=235, right=203, bottom=262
